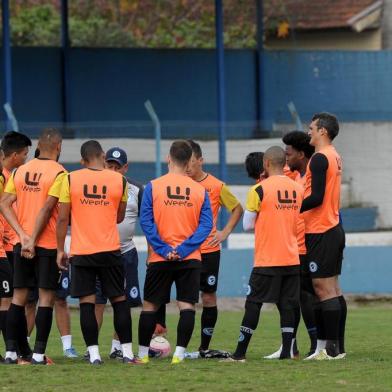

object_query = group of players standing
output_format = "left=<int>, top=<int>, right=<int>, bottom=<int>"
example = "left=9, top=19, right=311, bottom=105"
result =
left=0, top=111, right=346, bottom=365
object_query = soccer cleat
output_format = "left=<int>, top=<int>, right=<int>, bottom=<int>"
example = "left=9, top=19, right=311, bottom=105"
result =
left=171, top=355, right=184, bottom=364
left=264, top=345, right=299, bottom=360
left=138, top=356, right=150, bottom=364
left=153, top=323, right=168, bottom=337
left=90, top=359, right=103, bottom=366
left=122, top=356, right=145, bottom=365
left=199, top=349, right=231, bottom=359
left=109, top=348, right=123, bottom=361
left=219, top=356, right=246, bottom=363
left=184, top=351, right=200, bottom=359
left=31, top=356, right=54, bottom=365
left=64, top=347, right=79, bottom=358
left=83, top=350, right=90, bottom=361
left=3, top=357, right=18, bottom=365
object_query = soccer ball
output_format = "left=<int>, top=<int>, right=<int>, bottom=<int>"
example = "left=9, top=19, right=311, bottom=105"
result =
left=149, top=336, right=171, bottom=358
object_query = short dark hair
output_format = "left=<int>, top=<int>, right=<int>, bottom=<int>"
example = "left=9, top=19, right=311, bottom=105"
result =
left=1, top=131, right=32, bottom=157
left=282, top=131, right=315, bottom=159
left=312, top=112, right=339, bottom=140
left=169, top=140, right=192, bottom=166
left=187, top=139, right=202, bottom=158
left=81, top=140, right=104, bottom=162
left=245, top=152, right=264, bottom=180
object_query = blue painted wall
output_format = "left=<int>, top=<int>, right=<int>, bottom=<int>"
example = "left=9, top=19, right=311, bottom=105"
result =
left=2, top=48, right=392, bottom=137
left=131, top=247, right=392, bottom=298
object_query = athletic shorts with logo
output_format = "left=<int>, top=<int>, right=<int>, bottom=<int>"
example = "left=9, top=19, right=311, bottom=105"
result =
left=200, top=250, right=220, bottom=293
left=144, top=260, right=201, bottom=306
left=299, top=254, right=314, bottom=294
left=0, top=258, right=13, bottom=298
left=13, top=244, right=60, bottom=290
left=70, top=251, right=124, bottom=299
left=95, top=247, right=142, bottom=307
left=246, top=266, right=300, bottom=309
left=305, top=224, right=345, bottom=278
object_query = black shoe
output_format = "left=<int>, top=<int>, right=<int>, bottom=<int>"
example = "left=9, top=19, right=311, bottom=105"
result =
left=199, top=349, right=231, bottom=359
left=31, top=356, right=54, bottom=365
left=3, top=357, right=18, bottom=365
left=109, top=349, right=123, bottom=360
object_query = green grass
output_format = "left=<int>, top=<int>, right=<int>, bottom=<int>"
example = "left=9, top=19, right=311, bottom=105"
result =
left=1, top=306, right=392, bottom=391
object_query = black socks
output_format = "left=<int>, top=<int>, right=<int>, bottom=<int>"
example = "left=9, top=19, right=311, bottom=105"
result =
left=199, top=306, right=218, bottom=351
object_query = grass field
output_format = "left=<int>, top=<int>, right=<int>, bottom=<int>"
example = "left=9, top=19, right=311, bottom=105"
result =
left=1, top=305, right=391, bottom=391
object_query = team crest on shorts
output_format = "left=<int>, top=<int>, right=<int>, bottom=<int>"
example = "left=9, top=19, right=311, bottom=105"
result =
left=130, top=286, right=139, bottom=299
left=207, top=275, right=216, bottom=286
left=62, top=277, right=69, bottom=289
left=246, top=285, right=251, bottom=296
left=309, top=262, right=318, bottom=273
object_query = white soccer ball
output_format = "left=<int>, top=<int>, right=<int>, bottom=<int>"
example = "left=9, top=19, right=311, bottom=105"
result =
left=149, top=336, right=171, bottom=358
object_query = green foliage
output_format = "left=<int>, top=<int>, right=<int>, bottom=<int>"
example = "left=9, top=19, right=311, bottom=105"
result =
left=4, top=0, right=279, bottom=48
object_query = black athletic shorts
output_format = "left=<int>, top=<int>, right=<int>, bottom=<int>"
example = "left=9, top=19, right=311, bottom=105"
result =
left=200, top=250, right=220, bottom=293
left=144, top=260, right=201, bottom=305
left=305, top=224, right=346, bottom=279
left=13, top=244, right=60, bottom=290
left=56, top=269, right=71, bottom=300
left=299, top=254, right=314, bottom=295
left=246, top=266, right=300, bottom=309
left=70, top=251, right=124, bottom=299
left=0, top=258, right=13, bottom=298
left=96, top=248, right=142, bottom=307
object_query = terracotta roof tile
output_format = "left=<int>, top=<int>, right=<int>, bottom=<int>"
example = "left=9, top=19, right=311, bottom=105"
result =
left=265, top=0, right=380, bottom=30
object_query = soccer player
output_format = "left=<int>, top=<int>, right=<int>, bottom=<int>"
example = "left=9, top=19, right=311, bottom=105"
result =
left=245, top=151, right=264, bottom=182
left=0, top=128, right=64, bottom=365
left=0, top=148, right=13, bottom=357
left=184, top=140, right=243, bottom=358
left=265, top=131, right=317, bottom=359
left=56, top=140, right=137, bottom=365
left=94, top=147, right=144, bottom=360
left=24, top=148, right=78, bottom=359
left=301, top=113, right=346, bottom=360
left=224, top=146, right=303, bottom=362
left=138, top=140, right=213, bottom=364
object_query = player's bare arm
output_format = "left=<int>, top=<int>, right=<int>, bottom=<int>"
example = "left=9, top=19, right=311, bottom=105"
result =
left=209, top=203, right=243, bottom=247
left=56, top=202, right=70, bottom=271
left=0, top=191, right=31, bottom=254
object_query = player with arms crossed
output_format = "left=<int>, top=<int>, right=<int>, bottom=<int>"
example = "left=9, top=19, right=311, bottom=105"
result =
left=1, top=128, right=64, bottom=365
left=56, top=140, right=138, bottom=365
left=302, top=113, right=346, bottom=360
left=223, top=146, right=303, bottom=362
left=138, top=140, right=213, bottom=364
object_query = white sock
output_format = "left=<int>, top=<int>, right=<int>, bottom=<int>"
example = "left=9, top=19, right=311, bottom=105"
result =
left=110, top=339, right=121, bottom=354
left=88, top=345, right=101, bottom=363
left=6, top=351, right=17, bottom=360
left=173, top=346, right=186, bottom=360
left=61, top=335, right=72, bottom=351
left=138, top=345, right=149, bottom=359
left=316, top=339, right=326, bottom=352
left=122, top=343, right=134, bottom=360
left=32, top=353, right=44, bottom=362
